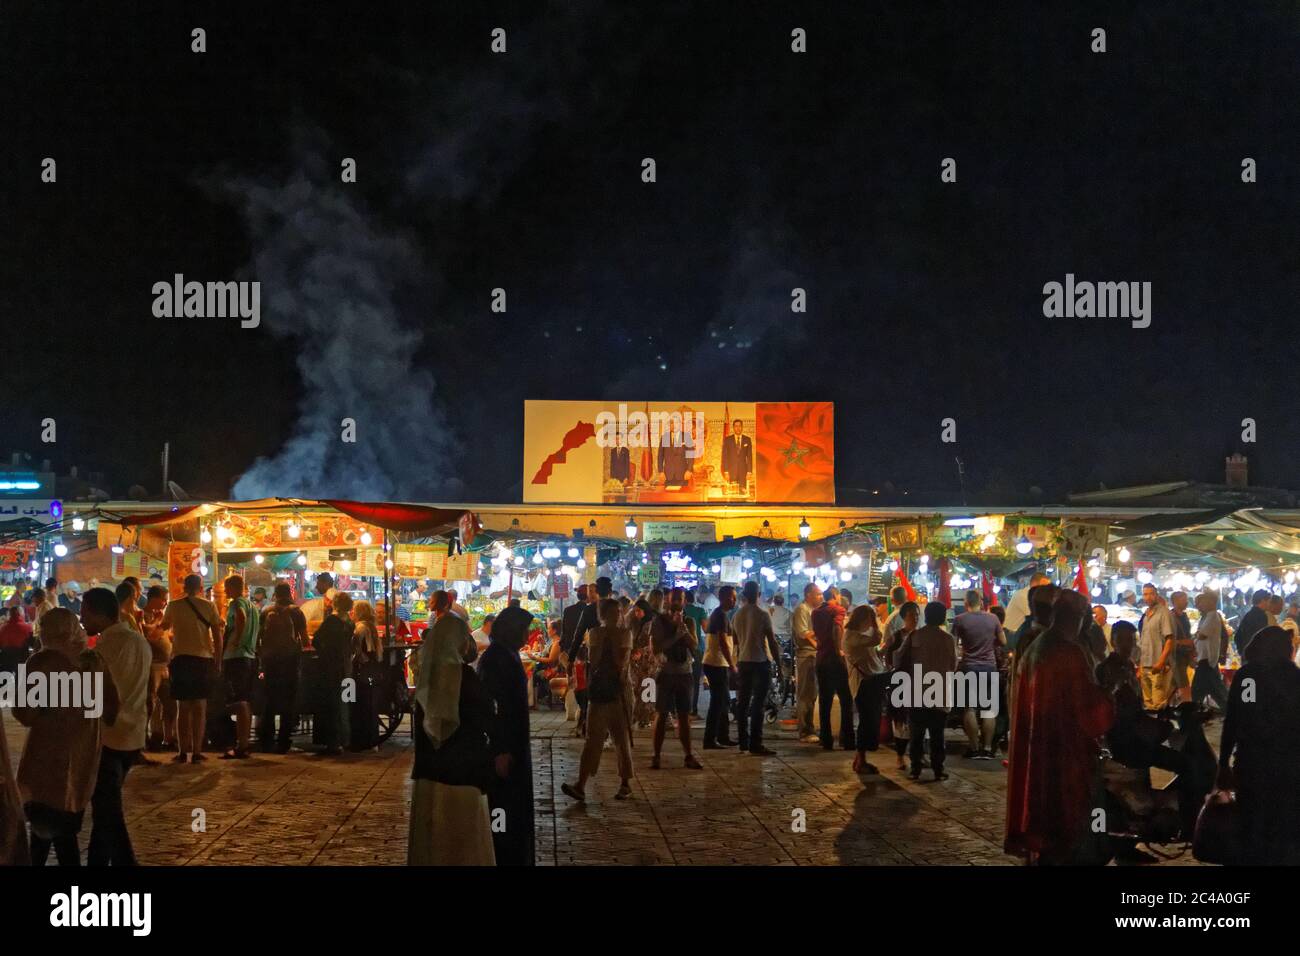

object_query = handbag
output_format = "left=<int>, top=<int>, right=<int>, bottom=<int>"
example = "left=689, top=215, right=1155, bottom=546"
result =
left=1192, top=787, right=1242, bottom=865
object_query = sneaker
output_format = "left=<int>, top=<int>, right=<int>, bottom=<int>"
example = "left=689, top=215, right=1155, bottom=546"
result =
left=560, top=782, right=586, bottom=802
left=801, top=734, right=821, bottom=744
left=962, top=748, right=980, bottom=759
left=975, top=750, right=995, bottom=761
left=683, top=755, right=704, bottom=770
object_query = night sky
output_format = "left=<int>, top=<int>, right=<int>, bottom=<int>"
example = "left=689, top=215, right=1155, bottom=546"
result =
left=5, top=2, right=1298, bottom=504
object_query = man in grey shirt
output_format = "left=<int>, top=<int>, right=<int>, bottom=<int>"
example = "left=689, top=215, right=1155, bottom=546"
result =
left=733, top=581, right=781, bottom=756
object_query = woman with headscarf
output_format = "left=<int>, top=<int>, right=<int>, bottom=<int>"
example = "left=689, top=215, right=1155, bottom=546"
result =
left=408, top=590, right=499, bottom=865
left=312, top=592, right=354, bottom=756
left=14, top=607, right=120, bottom=865
left=1216, top=625, right=1300, bottom=864
left=477, top=604, right=536, bottom=866
left=627, top=598, right=658, bottom=728
left=349, top=599, right=382, bottom=751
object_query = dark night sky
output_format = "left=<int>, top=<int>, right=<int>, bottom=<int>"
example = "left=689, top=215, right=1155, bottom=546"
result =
left=4, top=1, right=1298, bottom=504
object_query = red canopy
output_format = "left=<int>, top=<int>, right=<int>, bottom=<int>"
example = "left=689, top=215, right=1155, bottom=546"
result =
left=322, top=500, right=468, bottom=536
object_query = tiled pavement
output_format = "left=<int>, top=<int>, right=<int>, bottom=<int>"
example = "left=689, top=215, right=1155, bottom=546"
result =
left=2, top=694, right=1209, bottom=866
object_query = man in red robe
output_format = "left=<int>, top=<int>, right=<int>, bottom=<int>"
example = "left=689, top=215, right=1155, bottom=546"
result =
left=1005, top=588, right=1114, bottom=864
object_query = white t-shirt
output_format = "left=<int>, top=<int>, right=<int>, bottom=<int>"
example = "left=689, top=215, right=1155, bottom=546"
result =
left=96, top=621, right=151, bottom=751
left=733, top=603, right=775, bottom=663
left=471, top=627, right=490, bottom=653
left=767, top=604, right=793, bottom=639
left=1003, top=587, right=1033, bottom=634
left=1195, top=610, right=1224, bottom=663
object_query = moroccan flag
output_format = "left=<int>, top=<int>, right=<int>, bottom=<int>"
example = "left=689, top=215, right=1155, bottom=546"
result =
left=639, top=401, right=653, bottom=480
left=982, top=570, right=998, bottom=607
left=1073, top=559, right=1090, bottom=597
left=895, top=564, right=917, bottom=602
left=935, top=557, right=951, bottom=609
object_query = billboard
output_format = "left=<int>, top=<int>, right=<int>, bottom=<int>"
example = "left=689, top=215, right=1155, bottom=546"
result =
left=523, top=401, right=834, bottom=504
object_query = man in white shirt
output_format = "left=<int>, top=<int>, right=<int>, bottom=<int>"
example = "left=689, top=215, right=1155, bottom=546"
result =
left=1091, top=604, right=1112, bottom=649
left=300, top=572, right=335, bottom=632
left=1138, top=584, right=1175, bottom=711
left=1003, top=572, right=1050, bottom=635
left=1191, top=591, right=1229, bottom=710
left=767, top=593, right=793, bottom=645
left=471, top=614, right=495, bottom=657
left=81, top=586, right=151, bottom=866
left=29, top=586, right=59, bottom=642
left=790, top=583, right=822, bottom=741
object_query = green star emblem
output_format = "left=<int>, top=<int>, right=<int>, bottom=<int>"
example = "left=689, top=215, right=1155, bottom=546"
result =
left=781, top=439, right=810, bottom=467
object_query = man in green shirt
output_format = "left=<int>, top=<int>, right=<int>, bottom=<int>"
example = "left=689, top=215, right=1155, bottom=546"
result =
left=221, top=575, right=261, bottom=759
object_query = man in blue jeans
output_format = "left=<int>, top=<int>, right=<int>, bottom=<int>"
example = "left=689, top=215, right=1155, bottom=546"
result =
left=732, top=581, right=781, bottom=756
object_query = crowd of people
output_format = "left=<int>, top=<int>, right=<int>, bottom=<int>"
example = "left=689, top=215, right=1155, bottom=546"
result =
left=4, top=562, right=1299, bottom=868
left=0, top=570, right=396, bottom=866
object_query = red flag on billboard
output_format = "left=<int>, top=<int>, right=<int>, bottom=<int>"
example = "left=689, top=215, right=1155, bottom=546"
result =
left=640, top=401, right=653, bottom=480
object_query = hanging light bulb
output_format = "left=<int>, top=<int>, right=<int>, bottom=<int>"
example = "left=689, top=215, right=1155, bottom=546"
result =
left=577, top=558, right=587, bottom=569
left=567, top=547, right=579, bottom=558
left=385, top=558, right=395, bottom=570
left=711, top=564, right=721, bottom=574
left=798, top=517, right=811, bottom=540
left=1015, top=535, right=1032, bottom=555
left=53, top=542, right=68, bottom=558
left=340, top=559, right=352, bottom=572
left=791, top=560, right=805, bottom=574
left=286, top=519, right=301, bottom=539
left=513, top=556, right=524, bottom=567
left=532, top=552, right=544, bottom=565
left=1089, top=566, right=1100, bottom=579
left=1118, top=547, right=1131, bottom=563
left=254, top=554, right=265, bottom=565
left=981, top=532, right=998, bottom=550
left=200, top=526, right=213, bottom=544
left=742, top=558, right=754, bottom=569
left=850, top=554, right=862, bottom=567
left=360, top=529, right=373, bottom=547
left=625, top=517, right=638, bottom=539
left=72, top=516, right=86, bottom=532
left=296, top=553, right=307, bottom=567
left=111, top=539, right=125, bottom=554
left=837, top=555, right=850, bottom=569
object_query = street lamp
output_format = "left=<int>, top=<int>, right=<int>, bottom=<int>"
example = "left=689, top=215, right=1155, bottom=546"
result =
left=625, top=517, right=637, bottom=539
left=799, top=517, right=811, bottom=540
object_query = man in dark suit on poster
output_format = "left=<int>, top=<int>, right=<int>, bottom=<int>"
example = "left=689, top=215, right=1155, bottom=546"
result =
left=609, top=443, right=631, bottom=483
left=721, top=418, right=753, bottom=492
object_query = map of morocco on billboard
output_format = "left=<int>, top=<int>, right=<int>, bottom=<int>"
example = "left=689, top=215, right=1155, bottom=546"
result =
left=523, top=401, right=835, bottom=505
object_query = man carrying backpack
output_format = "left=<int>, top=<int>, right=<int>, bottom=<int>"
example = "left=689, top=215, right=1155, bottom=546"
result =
left=258, top=584, right=306, bottom=754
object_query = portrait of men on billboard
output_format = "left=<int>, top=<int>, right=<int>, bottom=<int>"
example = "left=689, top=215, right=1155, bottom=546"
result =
left=608, top=442, right=632, bottom=483
left=657, top=438, right=691, bottom=488
left=720, top=417, right=753, bottom=492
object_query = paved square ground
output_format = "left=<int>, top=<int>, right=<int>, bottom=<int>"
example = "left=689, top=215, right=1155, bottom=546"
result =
left=2, top=692, right=1209, bottom=866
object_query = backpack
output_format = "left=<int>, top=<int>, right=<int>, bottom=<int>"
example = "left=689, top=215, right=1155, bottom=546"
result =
left=260, top=605, right=302, bottom=660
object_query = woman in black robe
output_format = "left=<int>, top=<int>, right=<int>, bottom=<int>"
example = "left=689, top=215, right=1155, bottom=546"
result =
left=312, top=594, right=354, bottom=755
left=476, top=605, right=535, bottom=866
